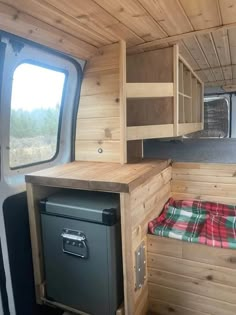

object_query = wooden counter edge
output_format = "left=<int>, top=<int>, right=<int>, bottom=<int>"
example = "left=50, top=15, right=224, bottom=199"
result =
left=25, top=159, right=172, bottom=193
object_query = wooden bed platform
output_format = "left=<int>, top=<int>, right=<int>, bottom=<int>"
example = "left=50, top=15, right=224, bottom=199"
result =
left=146, top=162, right=236, bottom=315
left=147, top=235, right=236, bottom=315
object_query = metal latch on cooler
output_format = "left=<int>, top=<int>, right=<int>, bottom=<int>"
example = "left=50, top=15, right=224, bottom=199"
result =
left=61, top=229, right=88, bottom=259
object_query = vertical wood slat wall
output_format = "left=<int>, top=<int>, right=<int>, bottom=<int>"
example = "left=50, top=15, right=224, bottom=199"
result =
left=75, top=41, right=127, bottom=164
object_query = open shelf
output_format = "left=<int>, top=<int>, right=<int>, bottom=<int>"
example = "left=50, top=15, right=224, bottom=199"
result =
left=126, top=45, right=204, bottom=141
left=76, top=41, right=203, bottom=164
left=177, top=58, right=203, bottom=131
left=126, top=82, right=174, bottom=98
left=127, top=124, right=174, bottom=141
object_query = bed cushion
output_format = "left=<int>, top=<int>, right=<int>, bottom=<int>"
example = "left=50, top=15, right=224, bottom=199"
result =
left=149, top=198, right=236, bottom=248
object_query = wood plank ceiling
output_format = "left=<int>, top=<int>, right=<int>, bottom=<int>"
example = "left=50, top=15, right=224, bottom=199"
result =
left=1, top=0, right=236, bottom=88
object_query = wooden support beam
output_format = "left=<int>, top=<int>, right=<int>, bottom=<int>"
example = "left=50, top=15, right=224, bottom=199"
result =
left=206, top=78, right=236, bottom=87
left=41, top=298, right=89, bottom=315
left=119, top=40, right=127, bottom=164
left=127, top=22, right=236, bottom=53
left=222, top=84, right=236, bottom=92
left=126, top=83, right=174, bottom=98
left=195, top=64, right=236, bottom=74
left=173, top=44, right=179, bottom=136
left=127, top=124, right=174, bottom=141
left=179, top=55, right=204, bottom=85
left=178, top=123, right=204, bottom=136
left=116, top=304, right=125, bottom=315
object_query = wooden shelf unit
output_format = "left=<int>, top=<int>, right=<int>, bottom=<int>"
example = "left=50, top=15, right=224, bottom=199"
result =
left=126, top=45, right=204, bottom=141
left=75, top=42, right=204, bottom=164
left=178, top=56, right=204, bottom=134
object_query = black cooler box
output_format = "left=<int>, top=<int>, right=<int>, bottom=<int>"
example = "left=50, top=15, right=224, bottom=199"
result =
left=40, top=190, right=123, bottom=315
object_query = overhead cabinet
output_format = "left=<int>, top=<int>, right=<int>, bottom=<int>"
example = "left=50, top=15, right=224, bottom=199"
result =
left=76, top=42, right=204, bottom=164
left=126, top=45, right=204, bottom=141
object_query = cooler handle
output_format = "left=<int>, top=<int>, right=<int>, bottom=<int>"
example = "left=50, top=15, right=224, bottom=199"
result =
left=61, top=229, right=88, bottom=259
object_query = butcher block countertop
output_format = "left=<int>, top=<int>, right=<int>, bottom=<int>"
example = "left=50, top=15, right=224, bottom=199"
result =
left=25, top=159, right=170, bottom=193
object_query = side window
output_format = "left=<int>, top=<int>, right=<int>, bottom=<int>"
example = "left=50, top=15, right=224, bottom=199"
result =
left=10, top=63, right=66, bottom=168
left=187, top=97, right=229, bottom=139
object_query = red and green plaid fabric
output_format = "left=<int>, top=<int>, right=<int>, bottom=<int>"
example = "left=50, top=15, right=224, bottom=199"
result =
left=149, top=198, right=236, bottom=249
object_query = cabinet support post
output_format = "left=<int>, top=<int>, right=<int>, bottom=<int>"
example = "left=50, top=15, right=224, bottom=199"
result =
left=173, top=44, right=179, bottom=136
left=119, top=40, right=127, bottom=164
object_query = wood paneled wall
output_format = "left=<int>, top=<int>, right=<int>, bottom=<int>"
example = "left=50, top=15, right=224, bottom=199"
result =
left=75, top=41, right=127, bottom=163
left=147, top=235, right=236, bottom=315
left=172, top=162, right=236, bottom=205
left=120, top=165, right=172, bottom=314
left=147, top=162, right=236, bottom=315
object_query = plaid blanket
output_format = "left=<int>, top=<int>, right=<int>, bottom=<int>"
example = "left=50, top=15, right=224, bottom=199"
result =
left=149, top=198, right=236, bottom=248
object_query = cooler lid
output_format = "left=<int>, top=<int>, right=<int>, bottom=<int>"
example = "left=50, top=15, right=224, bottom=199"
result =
left=40, top=190, right=120, bottom=225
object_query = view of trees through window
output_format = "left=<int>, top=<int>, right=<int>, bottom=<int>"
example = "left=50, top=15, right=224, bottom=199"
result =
left=10, top=63, right=65, bottom=168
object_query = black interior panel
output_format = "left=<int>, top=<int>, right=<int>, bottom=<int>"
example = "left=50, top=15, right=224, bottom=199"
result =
left=3, top=192, right=62, bottom=315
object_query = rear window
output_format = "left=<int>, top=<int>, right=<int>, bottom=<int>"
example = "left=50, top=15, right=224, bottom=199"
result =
left=10, top=63, right=65, bottom=168
left=187, top=97, right=229, bottom=138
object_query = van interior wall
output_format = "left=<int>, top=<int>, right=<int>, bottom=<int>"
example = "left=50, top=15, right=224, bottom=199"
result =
left=3, top=193, right=62, bottom=315
left=128, top=161, right=236, bottom=315
left=147, top=162, right=236, bottom=315
left=144, top=94, right=236, bottom=163
left=126, top=164, right=172, bottom=315
left=172, top=162, right=236, bottom=204
left=75, top=41, right=126, bottom=164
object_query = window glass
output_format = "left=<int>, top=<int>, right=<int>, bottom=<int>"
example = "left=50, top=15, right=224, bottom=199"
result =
left=10, top=63, right=65, bottom=168
left=187, top=97, right=229, bottom=138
